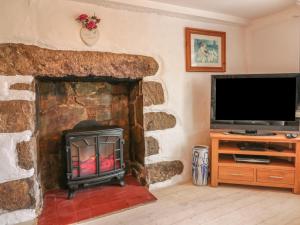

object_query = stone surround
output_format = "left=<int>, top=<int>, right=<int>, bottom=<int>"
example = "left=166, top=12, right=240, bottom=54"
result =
left=0, top=43, right=183, bottom=224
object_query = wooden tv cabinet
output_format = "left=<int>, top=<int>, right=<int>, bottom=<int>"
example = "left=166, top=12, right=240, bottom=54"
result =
left=210, top=132, right=300, bottom=194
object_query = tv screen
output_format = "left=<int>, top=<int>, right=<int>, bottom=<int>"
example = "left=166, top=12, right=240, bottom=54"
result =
left=211, top=74, right=300, bottom=132
left=215, top=77, right=296, bottom=121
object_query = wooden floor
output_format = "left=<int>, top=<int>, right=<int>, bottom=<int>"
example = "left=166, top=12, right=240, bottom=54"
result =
left=78, top=183, right=300, bottom=225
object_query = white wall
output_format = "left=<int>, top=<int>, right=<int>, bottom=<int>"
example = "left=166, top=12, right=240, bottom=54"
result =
left=246, top=6, right=300, bottom=73
left=0, top=0, right=246, bottom=190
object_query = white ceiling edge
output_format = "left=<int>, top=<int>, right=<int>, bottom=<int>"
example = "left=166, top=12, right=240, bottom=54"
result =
left=70, top=0, right=249, bottom=25
left=109, top=0, right=249, bottom=25
left=247, top=6, right=300, bottom=31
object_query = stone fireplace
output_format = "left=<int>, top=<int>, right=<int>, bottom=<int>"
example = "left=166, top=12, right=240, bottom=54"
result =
left=0, top=43, right=184, bottom=223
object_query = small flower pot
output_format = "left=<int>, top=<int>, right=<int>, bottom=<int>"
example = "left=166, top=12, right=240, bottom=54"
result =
left=80, top=27, right=99, bottom=46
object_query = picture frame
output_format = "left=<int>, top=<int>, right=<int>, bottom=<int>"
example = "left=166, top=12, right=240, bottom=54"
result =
left=185, top=27, right=226, bottom=72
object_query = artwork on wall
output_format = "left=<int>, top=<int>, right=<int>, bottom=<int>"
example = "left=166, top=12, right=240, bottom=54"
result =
left=185, top=27, right=226, bottom=72
left=76, top=14, right=101, bottom=46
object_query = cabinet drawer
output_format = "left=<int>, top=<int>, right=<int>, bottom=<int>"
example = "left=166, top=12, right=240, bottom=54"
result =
left=218, top=166, right=255, bottom=182
left=257, top=169, right=295, bottom=185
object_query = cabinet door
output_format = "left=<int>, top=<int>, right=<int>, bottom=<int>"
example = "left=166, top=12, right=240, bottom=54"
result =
left=98, top=136, right=122, bottom=173
left=257, top=169, right=295, bottom=185
left=70, top=136, right=97, bottom=178
left=219, top=166, right=255, bottom=182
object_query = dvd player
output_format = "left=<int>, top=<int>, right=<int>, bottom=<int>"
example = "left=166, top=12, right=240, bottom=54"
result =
left=233, top=154, right=270, bottom=164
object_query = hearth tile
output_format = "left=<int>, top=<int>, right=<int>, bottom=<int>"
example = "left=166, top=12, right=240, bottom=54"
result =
left=74, top=198, right=92, bottom=211
left=91, top=191, right=111, bottom=199
left=109, top=199, right=129, bottom=210
left=44, top=193, right=56, bottom=200
left=126, top=195, right=152, bottom=206
left=55, top=195, right=69, bottom=203
left=91, top=205, right=112, bottom=217
left=125, top=176, right=140, bottom=185
left=88, top=196, right=108, bottom=206
left=56, top=198, right=75, bottom=207
left=76, top=208, right=92, bottom=222
left=43, top=198, right=56, bottom=209
left=38, top=176, right=157, bottom=225
left=56, top=204, right=76, bottom=217
left=57, top=213, right=78, bottom=225
left=40, top=207, right=57, bottom=219
left=38, top=217, right=58, bottom=225
left=76, top=189, right=92, bottom=199
left=54, top=190, right=68, bottom=198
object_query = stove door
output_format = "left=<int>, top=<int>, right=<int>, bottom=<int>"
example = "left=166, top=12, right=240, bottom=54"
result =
left=70, top=136, right=98, bottom=178
left=98, top=136, right=122, bottom=173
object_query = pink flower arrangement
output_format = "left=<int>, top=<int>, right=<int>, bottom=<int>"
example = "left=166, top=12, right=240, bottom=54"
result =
left=76, top=14, right=100, bottom=30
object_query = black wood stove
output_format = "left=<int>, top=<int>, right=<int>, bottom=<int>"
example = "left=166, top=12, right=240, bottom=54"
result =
left=63, top=121, right=125, bottom=199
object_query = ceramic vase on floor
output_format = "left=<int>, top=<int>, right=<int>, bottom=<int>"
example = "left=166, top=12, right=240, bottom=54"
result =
left=192, top=145, right=209, bottom=185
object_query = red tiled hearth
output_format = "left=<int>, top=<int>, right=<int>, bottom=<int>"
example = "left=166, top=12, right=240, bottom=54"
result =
left=38, top=176, right=157, bottom=225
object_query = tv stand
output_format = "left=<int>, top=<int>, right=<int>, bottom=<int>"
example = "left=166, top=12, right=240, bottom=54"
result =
left=228, top=130, right=276, bottom=136
left=210, top=132, right=300, bottom=194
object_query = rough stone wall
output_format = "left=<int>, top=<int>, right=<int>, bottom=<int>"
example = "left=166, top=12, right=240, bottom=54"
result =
left=129, top=81, right=145, bottom=164
left=128, top=81, right=147, bottom=184
left=0, top=75, right=38, bottom=224
left=37, top=80, right=131, bottom=191
left=142, top=81, right=184, bottom=184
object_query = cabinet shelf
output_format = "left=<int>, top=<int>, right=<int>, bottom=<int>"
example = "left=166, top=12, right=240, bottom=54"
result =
left=218, top=144, right=296, bottom=157
left=219, top=155, right=295, bottom=169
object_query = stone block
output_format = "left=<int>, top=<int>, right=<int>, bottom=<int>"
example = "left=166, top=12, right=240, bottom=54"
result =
left=0, top=100, right=35, bottom=133
left=146, top=160, right=184, bottom=184
left=145, top=136, right=159, bottom=156
left=16, top=139, right=34, bottom=170
left=9, top=81, right=35, bottom=92
left=143, top=81, right=164, bottom=106
left=0, top=43, right=159, bottom=79
left=0, top=178, right=35, bottom=211
left=135, top=95, right=144, bottom=126
left=144, top=112, right=176, bottom=131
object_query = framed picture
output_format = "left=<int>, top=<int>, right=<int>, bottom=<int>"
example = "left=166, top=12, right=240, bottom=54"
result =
left=185, top=27, right=226, bottom=72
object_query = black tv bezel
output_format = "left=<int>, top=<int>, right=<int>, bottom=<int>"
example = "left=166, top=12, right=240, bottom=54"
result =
left=210, top=73, right=300, bottom=132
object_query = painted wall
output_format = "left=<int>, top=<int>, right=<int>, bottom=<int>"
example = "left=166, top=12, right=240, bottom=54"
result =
left=0, top=0, right=246, bottom=185
left=0, top=0, right=246, bottom=223
left=246, top=6, right=300, bottom=73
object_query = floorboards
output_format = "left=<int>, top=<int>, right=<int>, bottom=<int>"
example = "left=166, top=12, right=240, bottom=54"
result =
left=78, top=183, right=300, bottom=225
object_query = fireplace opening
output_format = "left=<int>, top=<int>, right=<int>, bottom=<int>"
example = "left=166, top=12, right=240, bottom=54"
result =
left=36, top=77, right=146, bottom=195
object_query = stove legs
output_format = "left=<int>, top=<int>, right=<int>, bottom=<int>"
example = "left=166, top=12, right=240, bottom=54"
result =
left=68, top=185, right=78, bottom=199
left=119, top=178, right=125, bottom=187
left=67, top=172, right=126, bottom=199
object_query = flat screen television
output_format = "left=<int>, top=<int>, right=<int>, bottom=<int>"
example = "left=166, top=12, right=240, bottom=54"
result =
left=210, top=74, right=300, bottom=134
